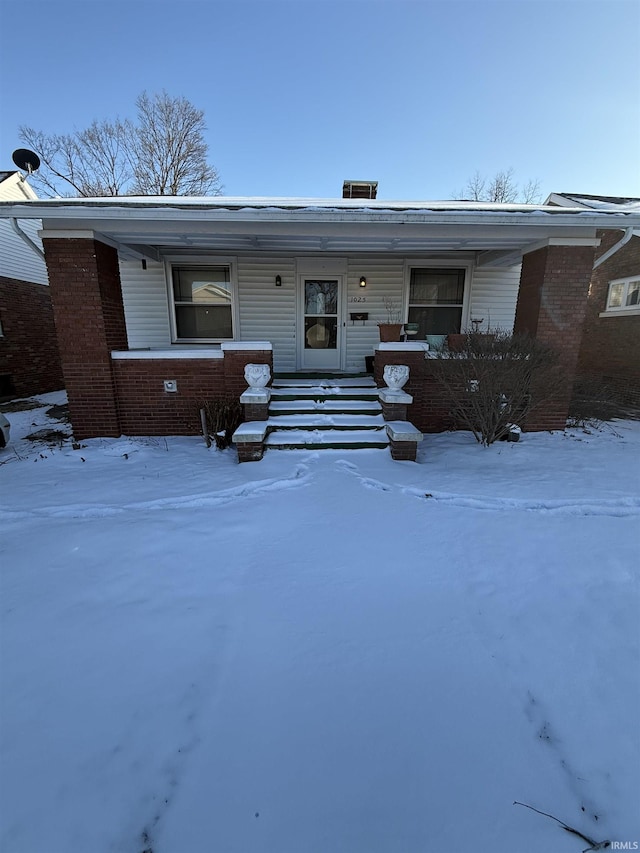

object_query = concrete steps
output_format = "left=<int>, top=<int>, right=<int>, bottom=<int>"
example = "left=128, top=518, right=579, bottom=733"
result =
left=265, top=374, right=387, bottom=451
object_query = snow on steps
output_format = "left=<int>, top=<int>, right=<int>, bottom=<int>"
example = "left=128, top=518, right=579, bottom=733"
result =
left=243, top=374, right=389, bottom=451
left=269, top=399, right=382, bottom=414
left=265, top=428, right=388, bottom=449
left=270, top=386, right=379, bottom=401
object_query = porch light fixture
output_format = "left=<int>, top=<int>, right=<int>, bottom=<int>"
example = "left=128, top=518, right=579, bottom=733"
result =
left=275, top=275, right=282, bottom=287
left=359, top=276, right=367, bottom=288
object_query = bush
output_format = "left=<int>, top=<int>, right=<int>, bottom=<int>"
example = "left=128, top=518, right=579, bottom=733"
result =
left=430, top=331, right=564, bottom=446
left=568, top=378, right=626, bottom=428
left=201, top=398, right=243, bottom=449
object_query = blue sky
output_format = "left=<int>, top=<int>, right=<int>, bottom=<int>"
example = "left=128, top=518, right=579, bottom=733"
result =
left=1, top=0, right=638, bottom=199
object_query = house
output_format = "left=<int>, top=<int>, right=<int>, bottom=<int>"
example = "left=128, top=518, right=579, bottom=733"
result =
left=0, top=180, right=638, bottom=445
left=546, top=193, right=640, bottom=410
left=0, top=170, right=63, bottom=399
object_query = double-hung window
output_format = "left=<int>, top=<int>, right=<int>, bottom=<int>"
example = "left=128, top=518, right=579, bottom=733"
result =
left=605, top=276, right=640, bottom=313
left=407, top=268, right=466, bottom=337
left=171, top=265, right=233, bottom=341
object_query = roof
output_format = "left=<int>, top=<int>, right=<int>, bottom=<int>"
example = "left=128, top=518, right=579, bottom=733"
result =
left=0, top=194, right=635, bottom=213
left=1, top=193, right=639, bottom=267
left=545, top=192, right=640, bottom=212
left=0, top=170, right=18, bottom=184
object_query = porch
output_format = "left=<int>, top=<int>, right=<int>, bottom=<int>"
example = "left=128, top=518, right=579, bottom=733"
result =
left=1, top=192, right=634, bottom=444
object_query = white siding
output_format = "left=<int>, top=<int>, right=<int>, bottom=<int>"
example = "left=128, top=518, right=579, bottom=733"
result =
left=469, top=264, right=522, bottom=332
left=0, top=173, right=48, bottom=285
left=0, top=218, right=48, bottom=285
left=119, top=259, right=172, bottom=348
left=346, top=257, right=404, bottom=372
left=118, top=253, right=524, bottom=366
left=237, top=257, right=297, bottom=372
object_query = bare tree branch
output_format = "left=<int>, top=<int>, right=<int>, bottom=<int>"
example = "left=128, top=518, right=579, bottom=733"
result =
left=455, top=169, right=543, bottom=204
left=19, top=91, right=222, bottom=198
left=131, top=91, right=221, bottom=196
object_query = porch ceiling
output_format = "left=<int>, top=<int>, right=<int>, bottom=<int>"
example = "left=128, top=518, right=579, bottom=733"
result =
left=2, top=196, right=638, bottom=266
left=38, top=216, right=604, bottom=266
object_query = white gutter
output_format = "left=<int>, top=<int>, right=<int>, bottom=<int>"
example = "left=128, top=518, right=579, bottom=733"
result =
left=593, top=227, right=640, bottom=269
left=9, top=217, right=46, bottom=262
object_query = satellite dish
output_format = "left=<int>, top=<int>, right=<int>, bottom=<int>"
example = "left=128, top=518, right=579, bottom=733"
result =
left=12, top=148, right=41, bottom=174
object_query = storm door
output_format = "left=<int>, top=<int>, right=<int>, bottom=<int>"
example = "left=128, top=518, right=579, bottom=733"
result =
left=298, top=277, right=343, bottom=370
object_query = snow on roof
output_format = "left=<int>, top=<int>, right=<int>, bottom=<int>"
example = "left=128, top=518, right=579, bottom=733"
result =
left=0, top=194, right=604, bottom=213
left=546, top=192, right=640, bottom=213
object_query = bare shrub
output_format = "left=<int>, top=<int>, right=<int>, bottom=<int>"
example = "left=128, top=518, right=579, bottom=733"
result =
left=201, top=398, right=243, bottom=449
left=430, top=331, right=564, bottom=446
left=568, top=377, right=627, bottom=427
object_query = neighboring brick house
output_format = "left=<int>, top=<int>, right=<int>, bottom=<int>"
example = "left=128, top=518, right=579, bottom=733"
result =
left=0, top=183, right=638, bottom=440
left=547, top=194, right=640, bottom=409
left=0, top=171, right=63, bottom=399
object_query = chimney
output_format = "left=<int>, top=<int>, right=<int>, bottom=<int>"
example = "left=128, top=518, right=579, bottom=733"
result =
left=342, top=180, right=378, bottom=200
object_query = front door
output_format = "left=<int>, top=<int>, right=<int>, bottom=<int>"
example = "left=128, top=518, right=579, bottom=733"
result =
left=298, top=276, right=343, bottom=370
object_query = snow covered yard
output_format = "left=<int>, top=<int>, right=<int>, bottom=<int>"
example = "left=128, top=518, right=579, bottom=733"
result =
left=1, top=391, right=639, bottom=853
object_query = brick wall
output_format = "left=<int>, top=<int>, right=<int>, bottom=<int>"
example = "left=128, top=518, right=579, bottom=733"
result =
left=43, top=237, right=128, bottom=438
left=514, top=244, right=595, bottom=430
left=113, top=358, right=226, bottom=435
left=0, top=276, right=64, bottom=399
left=576, top=231, right=640, bottom=407
left=112, top=351, right=273, bottom=436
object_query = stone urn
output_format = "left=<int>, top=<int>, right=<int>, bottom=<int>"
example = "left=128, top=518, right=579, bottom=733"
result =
left=383, top=364, right=409, bottom=391
left=244, top=363, right=271, bottom=389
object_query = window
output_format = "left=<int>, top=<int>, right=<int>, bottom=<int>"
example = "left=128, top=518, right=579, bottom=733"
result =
left=407, top=268, right=466, bottom=337
left=606, top=276, right=640, bottom=313
left=171, top=265, right=233, bottom=340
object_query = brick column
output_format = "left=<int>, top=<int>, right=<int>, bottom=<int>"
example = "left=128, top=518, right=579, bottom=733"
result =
left=514, top=244, right=595, bottom=430
left=43, top=237, right=127, bottom=438
left=240, top=388, right=271, bottom=421
left=379, top=388, right=412, bottom=421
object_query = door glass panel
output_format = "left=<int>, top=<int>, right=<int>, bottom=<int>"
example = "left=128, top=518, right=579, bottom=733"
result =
left=305, top=280, right=338, bottom=314
left=304, top=279, right=338, bottom=349
left=305, top=317, right=337, bottom=349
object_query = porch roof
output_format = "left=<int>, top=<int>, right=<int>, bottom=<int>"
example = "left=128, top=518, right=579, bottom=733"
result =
left=1, top=195, right=639, bottom=267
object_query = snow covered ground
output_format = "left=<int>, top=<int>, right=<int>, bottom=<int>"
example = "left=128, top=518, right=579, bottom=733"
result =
left=1, top=391, right=638, bottom=853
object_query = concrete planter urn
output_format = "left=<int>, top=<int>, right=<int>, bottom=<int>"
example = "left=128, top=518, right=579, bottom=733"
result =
left=383, top=364, right=409, bottom=391
left=244, top=363, right=271, bottom=389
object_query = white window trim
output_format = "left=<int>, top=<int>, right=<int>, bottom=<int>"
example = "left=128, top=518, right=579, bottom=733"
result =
left=600, top=275, right=640, bottom=318
left=403, top=259, right=474, bottom=330
left=164, top=256, right=239, bottom=343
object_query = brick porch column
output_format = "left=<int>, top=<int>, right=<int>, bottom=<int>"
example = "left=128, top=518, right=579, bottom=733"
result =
left=514, top=243, right=596, bottom=430
left=42, top=236, right=128, bottom=439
